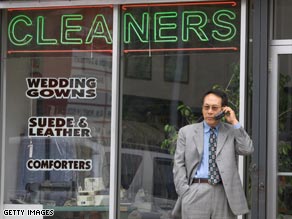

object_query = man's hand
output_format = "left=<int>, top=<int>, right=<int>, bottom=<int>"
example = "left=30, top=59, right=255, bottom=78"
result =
left=222, top=106, right=239, bottom=125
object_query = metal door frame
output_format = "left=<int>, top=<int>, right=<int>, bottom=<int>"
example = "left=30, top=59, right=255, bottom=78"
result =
left=268, top=44, right=292, bottom=219
left=251, top=0, right=269, bottom=218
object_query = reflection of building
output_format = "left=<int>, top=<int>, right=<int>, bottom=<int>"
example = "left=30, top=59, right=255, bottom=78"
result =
left=0, top=1, right=292, bottom=219
left=69, top=53, right=112, bottom=141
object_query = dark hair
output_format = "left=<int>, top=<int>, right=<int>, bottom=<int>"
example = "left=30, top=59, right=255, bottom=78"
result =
left=202, top=89, right=228, bottom=107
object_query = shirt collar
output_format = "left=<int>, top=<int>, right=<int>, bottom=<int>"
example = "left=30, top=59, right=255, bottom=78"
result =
left=203, top=121, right=220, bottom=133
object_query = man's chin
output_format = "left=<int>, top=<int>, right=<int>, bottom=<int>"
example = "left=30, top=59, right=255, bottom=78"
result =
left=205, top=119, right=218, bottom=127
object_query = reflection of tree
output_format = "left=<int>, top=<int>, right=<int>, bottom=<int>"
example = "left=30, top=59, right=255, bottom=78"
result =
left=278, top=73, right=292, bottom=218
left=278, top=175, right=292, bottom=217
left=278, top=73, right=292, bottom=173
left=279, top=74, right=292, bottom=132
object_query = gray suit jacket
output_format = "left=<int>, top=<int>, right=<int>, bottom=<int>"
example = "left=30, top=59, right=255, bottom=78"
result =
left=172, top=121, right=254, bottom=216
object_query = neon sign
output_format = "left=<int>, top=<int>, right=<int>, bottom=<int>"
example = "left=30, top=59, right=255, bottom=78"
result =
left=124, top=10, right=236, bottom=42
left=7, top=2, right=240, bottom=55
left=8, top=14, right=112, bottom=46
left=122, top=1, right=240, bottom=53
left=7, top=6, right=113, bottom=54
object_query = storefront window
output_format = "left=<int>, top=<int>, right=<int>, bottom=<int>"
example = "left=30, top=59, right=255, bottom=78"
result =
left=3, top=6, right=113, bottom=218
left=1, top=1, right=246, bottom=219
left=120, top=2, right=241, bottom=218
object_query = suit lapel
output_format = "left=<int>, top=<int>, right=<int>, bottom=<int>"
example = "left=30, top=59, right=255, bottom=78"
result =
left=187, top=123, right=204, bottom=182
left=216, top=123, right=228, bottom=156
left=192, top=122, right=204, bottom=158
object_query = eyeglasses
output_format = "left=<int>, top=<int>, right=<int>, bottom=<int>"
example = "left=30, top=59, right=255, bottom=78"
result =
left=202, top=105, right=221, bottom=111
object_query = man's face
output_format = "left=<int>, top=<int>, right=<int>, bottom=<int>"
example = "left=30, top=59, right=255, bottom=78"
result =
left=202, top=93, right=223, bottom=127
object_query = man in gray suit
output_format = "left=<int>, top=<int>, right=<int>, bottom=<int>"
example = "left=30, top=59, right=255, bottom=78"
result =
left=173, top=89, right=253, bottom=219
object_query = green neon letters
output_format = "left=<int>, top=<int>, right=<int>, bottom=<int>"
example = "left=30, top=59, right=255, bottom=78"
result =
left=7, top=8, right=238, bottom=49
left=124, top=12, right=149, bottom=43
left=124, top=9, right=237, bottom=44
left=8, top=14, right=112, bottom=47
left=8, top=15, right=33, bottom=46
left=61, top=15, right=83, bottom=45
left=85, top=14, right=113, bottom=45
left=212, top=10, right=237, bottom=41
left=182, top=11, right=208, bottom=42
left=37, top=16, right=58, bottom=45
left=154, top=12, right=178, bottom=42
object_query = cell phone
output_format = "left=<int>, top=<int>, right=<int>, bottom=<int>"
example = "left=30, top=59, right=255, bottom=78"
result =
left=214, top=111, right=225, bottom=120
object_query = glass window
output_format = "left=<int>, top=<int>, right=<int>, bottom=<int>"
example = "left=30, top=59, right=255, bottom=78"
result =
left=120, top=2, right=241, bottom=219
left=277, top=55, right=292, bottom=218
left=153, top=158, right=177, bottom=201
left=3, top=6, right=113, bottom=218
left=273, top=0, right=292, bottom=39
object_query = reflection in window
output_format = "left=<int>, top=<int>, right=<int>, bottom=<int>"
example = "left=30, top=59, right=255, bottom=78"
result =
left=121, top=3, right=241, bottom=218
left=7, top=55, right=112, bottom=209
left=153, top=158, right=177, bottom=201
left=125, top=55, right=152, bottom=80
left=274, top=0, right=292, bottom=39
left=277, top=55, right=292, bottom=218
left=121, top=154, right=142, bottom=190
left=278, top=176, right=292, bottom=216
left=4, top=6, right=113, bottom=219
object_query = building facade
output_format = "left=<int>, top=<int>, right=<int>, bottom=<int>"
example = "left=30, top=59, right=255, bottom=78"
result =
left=0, top=0, right=291, bottom=219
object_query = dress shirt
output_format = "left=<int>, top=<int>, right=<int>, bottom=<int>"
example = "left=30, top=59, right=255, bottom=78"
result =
left=194, top=121, right=241, bottom=179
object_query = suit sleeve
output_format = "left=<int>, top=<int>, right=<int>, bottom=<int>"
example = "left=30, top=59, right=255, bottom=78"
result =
left=233, top=126, right=254, bottom=155
left=173, top=128, right=190, bottom=197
